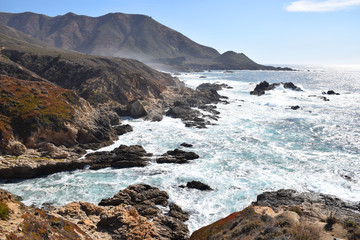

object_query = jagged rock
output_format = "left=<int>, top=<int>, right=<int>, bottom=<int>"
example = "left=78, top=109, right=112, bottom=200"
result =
left=166, top=149, right=199, bottom=160
left=323, top=90, right=340, bottom=95
left=250, top=81, right=302, bottom=96
left=196, top=83, right=233, bottom=91
left=250, top=81, right=274, bottom=96
left=86, top=145, right=149, bottom=170
left=290, top=105, right=300, bottom=110
left=283, top=82, right=302, bottom=91
left=162, top=84, right=227, bottom=128
left=157, top=149, right=200, bottom=164
left=153, top=214, right=190, bottom=240
left=99, top=184, right=168, bottom=211
left=169, top=203, right=190, bottom=222
left=99, top=184, right=190, bottom=239
left=185, top=180, right=213, bottom=191
left=113, top=124, right=133, bottom=135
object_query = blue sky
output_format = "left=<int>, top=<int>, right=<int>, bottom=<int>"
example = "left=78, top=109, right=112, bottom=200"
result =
left=1, top=0, right=359, bottom=65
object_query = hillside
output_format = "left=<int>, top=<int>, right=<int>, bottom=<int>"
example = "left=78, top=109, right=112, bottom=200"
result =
left=0, top=24, right=178, bottom=106
left=0, top=12, right=285, bottom=71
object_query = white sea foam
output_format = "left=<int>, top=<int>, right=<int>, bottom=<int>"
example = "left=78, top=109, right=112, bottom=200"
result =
left=1, top=67, right=360, bottom=233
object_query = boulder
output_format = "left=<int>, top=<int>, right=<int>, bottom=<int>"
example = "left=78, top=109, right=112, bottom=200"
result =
left=323, top=90, right=340, bottom=95
left=290, top=105, right=300, bottom=110
left=180, top=142, right=193, bottom=148
left=185, top=180, right=213, bottom=191
left=113, top=124, right=133, bottom=135
left=127, top=99, right=147, bottom=118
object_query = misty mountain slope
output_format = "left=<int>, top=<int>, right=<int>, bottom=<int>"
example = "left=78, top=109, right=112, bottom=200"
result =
left=0, top=12, right=220, bottom=60
left=0, top=11, right=286, bottom=71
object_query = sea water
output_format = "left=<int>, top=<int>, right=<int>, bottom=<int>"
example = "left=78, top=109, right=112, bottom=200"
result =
left=1, top=65, right=360, bottom=232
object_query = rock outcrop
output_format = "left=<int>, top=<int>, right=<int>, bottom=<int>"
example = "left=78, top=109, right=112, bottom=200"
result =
left=0, top=75, right=122, bottom=157
left=85, top=146, right=201, bottom=170
left=0, top=189, right=92, bottom=239
left=85, top=145, right=150, bottom=170
left=183, top=181, right=213, bottom=191
left=0, top=184, right=190, bottom=239
left=156, top=149, right=200, bottom=164
left=190, top=189, right=360, bottom=240
left=162, top=85, right=229, bottom=128
left=99, top=184, right=190, bottom=239
left=250, top=81, right=302, bottom=96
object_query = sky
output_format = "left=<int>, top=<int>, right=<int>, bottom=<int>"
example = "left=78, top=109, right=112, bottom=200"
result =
left=1, top=0, right=359, bottom=65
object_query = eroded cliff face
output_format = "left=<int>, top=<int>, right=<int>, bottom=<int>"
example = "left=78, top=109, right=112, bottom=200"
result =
left=0, top=75, right=120, bottom=156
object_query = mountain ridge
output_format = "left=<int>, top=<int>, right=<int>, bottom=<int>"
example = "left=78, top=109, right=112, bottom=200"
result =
left=0, top=11, right=289, bottom=71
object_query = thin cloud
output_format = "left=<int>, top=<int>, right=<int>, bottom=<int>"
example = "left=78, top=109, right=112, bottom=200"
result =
left=286, top=0, right=360, bottom=12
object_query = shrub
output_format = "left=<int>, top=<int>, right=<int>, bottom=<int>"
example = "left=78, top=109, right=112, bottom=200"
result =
left=324, top=212, right=337, bottom=231
left=289, top=206, right=304, bottom=216
left=288, top=223, right=321, bottom=240
left=0, top=201, right=10, bottom=220
left=344, top=220, right=359, bottom=229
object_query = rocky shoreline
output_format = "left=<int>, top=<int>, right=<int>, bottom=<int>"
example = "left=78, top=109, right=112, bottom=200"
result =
left=1, top=185, right=359, bottom=239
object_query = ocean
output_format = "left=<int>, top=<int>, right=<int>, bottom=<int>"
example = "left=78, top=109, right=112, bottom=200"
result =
left=1, top=64, right=360, bottom=232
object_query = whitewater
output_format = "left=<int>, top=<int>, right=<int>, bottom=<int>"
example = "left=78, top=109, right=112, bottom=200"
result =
left=1, top=65, right=360, bottom=232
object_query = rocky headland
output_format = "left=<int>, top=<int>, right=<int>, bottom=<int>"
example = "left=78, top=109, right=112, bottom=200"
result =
left=0, top=22, right=231, bottom=179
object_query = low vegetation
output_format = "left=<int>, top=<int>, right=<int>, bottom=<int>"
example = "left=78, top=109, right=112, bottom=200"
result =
left=0, top=201, right=10, bottom=220
left=0, top=75, right=80, bottom=153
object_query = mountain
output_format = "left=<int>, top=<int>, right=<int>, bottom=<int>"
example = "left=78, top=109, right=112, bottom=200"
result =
left=0, top=12, right=285, bottom=71
left=0, top=12, right=218, bottom=60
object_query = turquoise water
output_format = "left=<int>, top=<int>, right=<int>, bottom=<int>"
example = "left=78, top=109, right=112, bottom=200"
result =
left=1, top=65, right=360, bottom=232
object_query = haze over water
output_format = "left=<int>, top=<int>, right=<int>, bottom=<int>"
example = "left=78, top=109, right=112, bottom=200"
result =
left=2, top=64, right=360, bottom=232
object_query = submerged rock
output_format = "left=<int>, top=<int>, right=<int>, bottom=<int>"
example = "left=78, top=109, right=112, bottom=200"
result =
left=157, top=148, right=200, bottom=164
left=180, top=142, right=193, bottom=148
